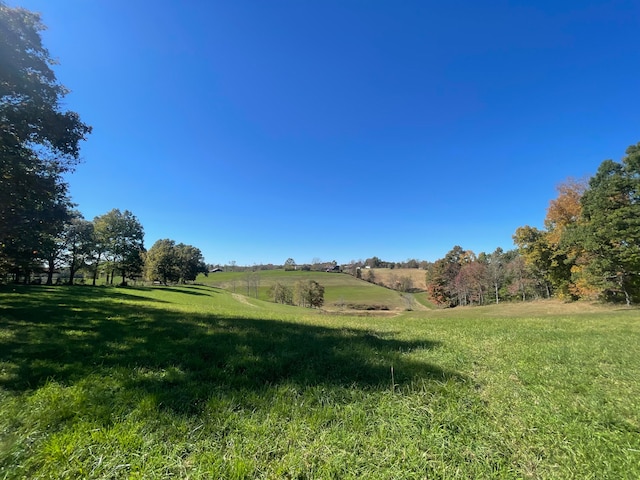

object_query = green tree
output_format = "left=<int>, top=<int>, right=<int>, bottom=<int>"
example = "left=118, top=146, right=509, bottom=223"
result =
left=0, top=3, right=91, bottom=275
left=144, top=239, right=179, bottom=284
left=144, top=240, right=207, bottom=284
left=576, top=142, right=640, bottom=305
left=513, top=226, right=554, bottom=298
left=93, top=209, right=144, bottom=285
left=38, top=203, right=72, bottom=285
left=63, top=215, right=94, bottom=285
left=284, top=258, right=296, bottom=271
left=175, top=243, right=207, bottom=283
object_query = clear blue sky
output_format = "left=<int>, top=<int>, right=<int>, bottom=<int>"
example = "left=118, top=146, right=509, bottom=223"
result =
left=13, top=0, right=640, bottom=266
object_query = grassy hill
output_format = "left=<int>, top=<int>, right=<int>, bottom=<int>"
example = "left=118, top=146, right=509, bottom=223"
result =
left=1, top=285, right=639, bottom=479
left=198, top=269, right=418, bottom=311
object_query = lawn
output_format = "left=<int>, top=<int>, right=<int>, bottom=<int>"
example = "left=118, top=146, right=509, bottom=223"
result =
left=1, top=285, right=638, bottom=479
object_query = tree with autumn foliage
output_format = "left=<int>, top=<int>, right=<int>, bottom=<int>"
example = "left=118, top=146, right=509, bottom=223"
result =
left=544, top=178, right=588, bottom=298
left=425, top=246, right=479, bottom=307
left=573, top=143, right=640, bottom=305
left=512, top=178, right=588, bottom=299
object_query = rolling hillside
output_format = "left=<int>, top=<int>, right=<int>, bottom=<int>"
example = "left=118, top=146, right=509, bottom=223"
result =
left=197, top=270, right=425, bottom=312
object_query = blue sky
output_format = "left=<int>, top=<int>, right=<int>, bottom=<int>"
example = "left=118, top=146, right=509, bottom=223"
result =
left=13, top=0, right=640, bottom=265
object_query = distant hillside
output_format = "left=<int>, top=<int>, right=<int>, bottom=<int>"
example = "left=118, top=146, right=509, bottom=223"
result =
left=197, top=270, right=428, bottom=312
left=367, top=268, right=427, bottom=291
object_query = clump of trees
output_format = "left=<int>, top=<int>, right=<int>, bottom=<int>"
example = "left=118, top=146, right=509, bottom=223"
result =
left=1, top=3, right=91, bottom=280
left=269, top=280, right=325, bottom=308
left=425, top=141, right=640, bottom=307
left=512, top=142, right=640, bottom=305
left=0, top=5, right=208, bottom=288
left=424, top=246, right=518, bottom=307
left=144, top=239, right=207, bottom=285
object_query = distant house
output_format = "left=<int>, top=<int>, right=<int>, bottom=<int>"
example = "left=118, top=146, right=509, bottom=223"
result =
left=325, top=265, right=341, bottom=273
left=210, top=267, right=223, bottom=273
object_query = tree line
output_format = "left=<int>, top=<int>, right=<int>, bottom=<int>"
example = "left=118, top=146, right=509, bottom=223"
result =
left=0, top=4, right=206, bottom=286
left=2, top=4, right=637, bottom=303
left=422, top=142, right=640, bottom=307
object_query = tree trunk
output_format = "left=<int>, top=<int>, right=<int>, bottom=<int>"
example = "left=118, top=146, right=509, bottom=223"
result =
left=46, top=258, right=54, bottom=285
left=92, top=256, right=101, bottom=286
left=620, top=275, right=631, bottom=306
left=69, top=263, right=77, bottom=285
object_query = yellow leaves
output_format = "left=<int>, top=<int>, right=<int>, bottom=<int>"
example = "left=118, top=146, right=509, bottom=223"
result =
left=545, top=178, right=587, bottom=244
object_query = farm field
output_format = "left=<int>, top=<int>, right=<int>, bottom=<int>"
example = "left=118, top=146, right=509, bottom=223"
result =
left=1, top=285, right=639, bottom=479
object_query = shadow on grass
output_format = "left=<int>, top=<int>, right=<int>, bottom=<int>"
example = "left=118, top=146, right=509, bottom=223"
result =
left=0, top=285, right=466, bottom=415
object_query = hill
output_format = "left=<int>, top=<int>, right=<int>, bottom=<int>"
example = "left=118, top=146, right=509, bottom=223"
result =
left=198, top=269, right=423, bottom=312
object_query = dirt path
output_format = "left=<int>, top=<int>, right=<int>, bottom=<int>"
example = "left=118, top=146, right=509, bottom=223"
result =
left=232, top=293, right=257, bottom=307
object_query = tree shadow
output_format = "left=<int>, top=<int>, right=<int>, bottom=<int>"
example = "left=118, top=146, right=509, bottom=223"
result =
left=146, top=286, right=217, bottom=296
left=0, top=286, right=466, bottom=415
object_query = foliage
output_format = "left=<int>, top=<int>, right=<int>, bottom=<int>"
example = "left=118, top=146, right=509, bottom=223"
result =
left=575, top=143, right=640, bottom=305
left=144, top=239, right=179, bottom=284
left=269, top=281, right=293, bottom=304
left=0, top=3, right=90, bottom=277
left=62, top=215, right=94, bottom=284
left=144, top=239, right=207, bottom=284
left=513, top=179, right=588, bottom=301
left=174, top=243, right=207, bottom=283
left=294, top=279, right=325, bottom=308
left=93, top=209, right=145, bottom=285
left=510, top=142, right=640, bottom=304
left=513, top=225, right=553, bottom=298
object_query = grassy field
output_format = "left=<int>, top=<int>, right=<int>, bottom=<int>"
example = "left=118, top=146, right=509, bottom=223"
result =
left=1, top=285, right=639, bottom=479
left=367, top=268, right=429, bottom=291
left=199, top=270, right=414, bottom=311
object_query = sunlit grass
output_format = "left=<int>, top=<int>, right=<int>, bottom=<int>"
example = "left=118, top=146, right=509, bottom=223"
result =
left=1, top=285, right=638, bottom=478
left=199, top=270, right=410, bottom=311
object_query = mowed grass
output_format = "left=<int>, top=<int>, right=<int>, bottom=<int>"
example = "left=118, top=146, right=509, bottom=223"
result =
left=1, top=286, right=639, bottom=479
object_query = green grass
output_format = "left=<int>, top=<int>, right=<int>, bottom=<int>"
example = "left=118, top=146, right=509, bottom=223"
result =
left=199, top=270, right=410, bottom=310
left=1, top=285, right=639, bottom=478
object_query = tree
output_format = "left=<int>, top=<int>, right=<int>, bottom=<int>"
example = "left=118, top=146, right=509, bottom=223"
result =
left=93, top=209, right=144, bottom=285
left=63, top=216, right=94, bottom=284
left=513, top=226, right=553, bottom=298
left=544, top=178, right=588, bottom=298
left=270, top=281, right=293, bottom=305
left=365, top=256, right=382, bottom=268
left=576, top=142, right=640, bottom=305
left=243, top=271, right=260, bottom=298
left=482, top=247, right=507, bottom=304
left=425, top=246, right=473, bottom=307
left=175, top=243, right=207, bottom=283
left=293, top=280, right=325, bottom=308
left=144, top=239, right=179, bottom=284
left=545, top=178, right=587, bottom=244
left=454, top=261, right=488, bottom=306
left=38, top=203, right=72, bottom=285
left=284, top=258, right=296, bottom=271
left=363, top=268, right=376, bottom=284
left=0, top=4, right=91, bottom=275
left=144, top=240, right=207, bottom=285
